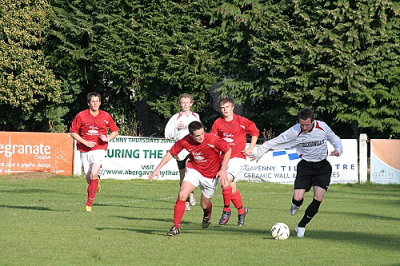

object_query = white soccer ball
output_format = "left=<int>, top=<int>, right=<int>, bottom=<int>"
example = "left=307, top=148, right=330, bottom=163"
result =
left=271, top=222, right=290, bottom=240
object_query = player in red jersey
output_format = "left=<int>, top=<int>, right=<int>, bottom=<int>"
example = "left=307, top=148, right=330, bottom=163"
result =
left=211, top=96, right=260, bottom=226
left=70, top=92, right=119, bottom=212
left=149, top=121, right=231, bottom=236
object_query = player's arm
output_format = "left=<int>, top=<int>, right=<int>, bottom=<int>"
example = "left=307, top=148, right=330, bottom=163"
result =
left=148, top=152, right=174, bottom=182
left=70, top=132, right=96, bottom=148
left=100, top=131, right=119, bottom=142
left=251, top=126, right=297, bottom=160
left=243, top=135, right=258, bottom=156
left=217, top=148, right=232, bottom=185
left=324, top=123, right=343, bottom=156
left=164, top=115, right=178, bottom=140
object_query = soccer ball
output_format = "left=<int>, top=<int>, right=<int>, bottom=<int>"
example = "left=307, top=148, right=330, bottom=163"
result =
left=271, top=223, right=290, bottom=240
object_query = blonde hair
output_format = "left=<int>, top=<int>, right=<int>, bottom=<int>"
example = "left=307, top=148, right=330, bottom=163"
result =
left=179, top=93, right=194, bottom=103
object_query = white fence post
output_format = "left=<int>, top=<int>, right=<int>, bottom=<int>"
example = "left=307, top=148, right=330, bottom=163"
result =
left=72, top=140, right=82, bottom=176
left=359, top=134, right=368, bottom=183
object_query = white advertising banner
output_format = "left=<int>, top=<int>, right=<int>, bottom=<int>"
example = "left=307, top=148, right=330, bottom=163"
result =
left=370, top=139, right=400, bottom=184
left=237, top=139, right=358, bottom=184
left=99, top=136, right=358, bottom=184
left=101, top=136, right=179, bottom=180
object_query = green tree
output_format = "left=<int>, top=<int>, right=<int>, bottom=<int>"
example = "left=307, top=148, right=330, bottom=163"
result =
left=0, top=0, right=64, bottom=131
left=217, top=0, right=400, bottom=138
left=47, top=0, right=223, bottom=135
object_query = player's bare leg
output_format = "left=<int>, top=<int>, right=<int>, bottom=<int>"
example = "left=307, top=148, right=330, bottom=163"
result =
left=201, top=194, right=213, bottom=229
left=179, top=168, right=195, bottom=210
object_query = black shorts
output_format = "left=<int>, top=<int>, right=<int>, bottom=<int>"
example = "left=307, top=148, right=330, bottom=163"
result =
left=176, top=155, right=190, bottom=170
left=294, top=159, right=332, bottom=191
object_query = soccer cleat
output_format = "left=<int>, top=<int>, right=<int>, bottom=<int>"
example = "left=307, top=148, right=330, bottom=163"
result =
left=189, top=192, right=196, bottom=206
left=202, top=215, right=211, bottom=229
left=85, top=205, right=92, bottom=212
left=97, top=179, right=101, bottom=193
left=237, top=207, right=248, bottom=226
left=167, top=226, right=181, bottom=236
left=295, top=227, right=306, bottom=238
left=290, top=204, right=299, bottom=215
left=185, top=201, right=191, bottom=211
left=218, top=210, right=231, bottom=225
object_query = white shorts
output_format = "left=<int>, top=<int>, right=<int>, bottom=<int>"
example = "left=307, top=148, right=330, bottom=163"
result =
left=227, top=157, right=246, bottom=180
left=183, top=168, right=219, bottom=199
left=80, top=150, right=107, bottom=175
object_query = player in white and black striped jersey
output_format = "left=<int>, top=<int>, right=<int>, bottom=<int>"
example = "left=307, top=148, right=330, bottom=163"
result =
left=253, top=108, right=342, bottom=238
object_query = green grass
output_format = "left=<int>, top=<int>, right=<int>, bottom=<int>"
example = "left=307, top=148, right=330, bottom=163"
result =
left=0, top=177, right=399, bottom=265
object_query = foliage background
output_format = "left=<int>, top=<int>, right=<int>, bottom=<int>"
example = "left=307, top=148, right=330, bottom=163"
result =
left=0, top=0, right=399, bottom=138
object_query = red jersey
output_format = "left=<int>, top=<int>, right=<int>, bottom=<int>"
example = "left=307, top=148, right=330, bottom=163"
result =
left=211, top=114, right=259, bottom=159
left=169, top=133, right=230, bottom=178
left=70, top=109, right=119, bottom=152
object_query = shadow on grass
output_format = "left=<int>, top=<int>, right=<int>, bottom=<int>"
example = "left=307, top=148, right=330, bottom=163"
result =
left=328, top=211, right=400, bottom=222
left=95, top=227, right=168, bottom=235
left=112, top=215, right=191, bottom=225
left=308, top=230, right=400, bottom=251
left=94, top=203, right=170, bottom=210
left=0, top=188, right=54, bottom=194
left=0, top=204, right=53, bottom=211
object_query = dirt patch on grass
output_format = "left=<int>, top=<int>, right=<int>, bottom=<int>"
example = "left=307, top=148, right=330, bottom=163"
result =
left=0, top=172, right=69, bottom=179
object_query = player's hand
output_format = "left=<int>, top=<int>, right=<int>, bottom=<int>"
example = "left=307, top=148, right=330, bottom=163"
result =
left=242, top=148, right=253, bottom=157
left=330, top=150, right=340, bottom=156
left=100, top=135, right=109, bottom=142
left=217, top=170, right=228, bottom=185
left=84, top=140, right=97, bottom=148
left=148, top=171, right=160, bottom=182
left=177, top=123, right=185, bottom=130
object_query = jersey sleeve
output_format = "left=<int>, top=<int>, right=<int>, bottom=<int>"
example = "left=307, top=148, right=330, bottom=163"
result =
left=210, top=119, right=219, bottom=136
left=169, top=139, right=185, bottom=156
left=107, top=113, right=119, bottom=132
left=164, top=114, right=178, bottom=140
left=241, top=116, right=260, bottom=137
left=70, top=113, right=82, bottom=133
left=322, top=122, right=343, bottom=155
left=253, top=125, right=298, bottom=159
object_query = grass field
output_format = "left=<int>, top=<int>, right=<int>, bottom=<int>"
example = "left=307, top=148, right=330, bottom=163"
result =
left=0, top=176, right=399, bottom=265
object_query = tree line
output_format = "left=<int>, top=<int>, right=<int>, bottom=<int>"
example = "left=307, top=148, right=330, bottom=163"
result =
left=0, top=0, right=399, bottom=138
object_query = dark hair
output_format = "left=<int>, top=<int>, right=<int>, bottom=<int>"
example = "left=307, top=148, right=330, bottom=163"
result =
left=219, top=96, right=235, bottom=106
left=87, top=92, right=101, bottom=103
left=298, top=108, right=314, bottom=120
left=188, top=121, right=204, bottom=134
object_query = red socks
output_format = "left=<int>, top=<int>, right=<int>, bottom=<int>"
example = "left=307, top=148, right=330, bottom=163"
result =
left=222, top=187, right=232, bottom=212
left=173, top=199, right=187, bottom=228
left=86, top=179, right=99, bottom=207
left=231, top=190, right=245, bottom=215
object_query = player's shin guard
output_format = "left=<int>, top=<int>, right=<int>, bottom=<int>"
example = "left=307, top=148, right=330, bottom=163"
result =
left=298, top=199, right=321, bottom=227
left=173, top=199, right=186, bottom=228
left=222, top=187, right=232, bottom=212
left=86, top=179, right=99, bottom=207
left=231, top=190, right=245, bottom=215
